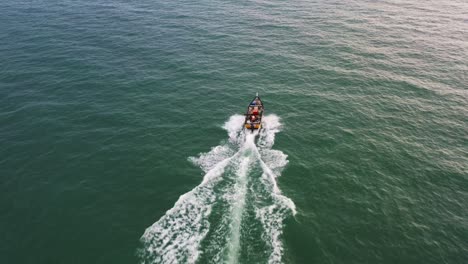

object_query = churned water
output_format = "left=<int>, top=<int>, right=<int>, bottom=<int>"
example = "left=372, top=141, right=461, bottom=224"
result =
left=1, top=0, right=467, bottom=263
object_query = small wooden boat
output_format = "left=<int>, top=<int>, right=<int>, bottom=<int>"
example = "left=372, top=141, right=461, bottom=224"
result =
left=244, top=93, right=264, bottom=131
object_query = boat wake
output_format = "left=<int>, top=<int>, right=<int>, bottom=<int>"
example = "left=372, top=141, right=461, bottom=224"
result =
left=139, top=114, right=295, bottom=264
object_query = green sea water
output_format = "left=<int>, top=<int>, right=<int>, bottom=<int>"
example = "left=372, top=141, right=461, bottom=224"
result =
left=1, top=0, right=467, bottom=263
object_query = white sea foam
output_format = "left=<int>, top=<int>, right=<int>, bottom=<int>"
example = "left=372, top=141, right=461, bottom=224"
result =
left=255, top=115, right=296, bottom=264
left=139, top=114, right=295, bottom=264
left=223, top=114, right=246, bottom=145
left=225, top=156, right=250, bottom=264
left=188, top=145, right=234, bottom=174
left=139, top=154, right=234, bottom=264
left=258, top=114, right=282, bottom=149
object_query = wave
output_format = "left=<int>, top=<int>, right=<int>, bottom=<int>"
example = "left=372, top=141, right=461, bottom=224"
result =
left=139, top=114, right=295, bottom=264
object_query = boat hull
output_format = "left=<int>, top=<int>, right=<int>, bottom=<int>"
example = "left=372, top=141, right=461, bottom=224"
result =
left=245, top=123, right=261, bottom=129
left=244, top=95, right=264, bottom=131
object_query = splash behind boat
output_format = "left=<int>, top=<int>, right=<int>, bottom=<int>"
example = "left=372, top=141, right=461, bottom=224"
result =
left=244, top=93, right=264, bottom=131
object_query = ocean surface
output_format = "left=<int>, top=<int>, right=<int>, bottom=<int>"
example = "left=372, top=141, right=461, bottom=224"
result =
left=1, top=0, right=467, bottom=263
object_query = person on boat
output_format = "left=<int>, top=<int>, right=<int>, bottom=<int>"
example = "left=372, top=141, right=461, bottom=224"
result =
left=250, top=114, right=257, bottom=122
left=252, top=106, right=259, bottom=115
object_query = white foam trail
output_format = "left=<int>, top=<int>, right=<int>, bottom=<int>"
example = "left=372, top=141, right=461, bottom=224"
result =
left=258, top=114, right=282, bottom=149
left=139, top=114, right=295, bottom=264
left=255, top=115, right=296, bottom=264
left=256, top=159, right=297, bottom=264
left=139, top=155, right=234, bottom=264
left=139, top=117, right=245, bottom=264
left=223, top=114, right=246, bottom=145
left=257, top=115, right=296, bottom=214
left=189, top=145, right=234, bottom=174
left=226, top=156, right=250, bottom=264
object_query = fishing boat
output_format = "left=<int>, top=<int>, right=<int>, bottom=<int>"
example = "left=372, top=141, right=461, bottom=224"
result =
left=244, top=93, right=264, bottom=131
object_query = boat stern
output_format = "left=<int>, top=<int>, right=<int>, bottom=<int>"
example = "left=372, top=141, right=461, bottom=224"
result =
left=245, top=123, right=261, bottom=129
